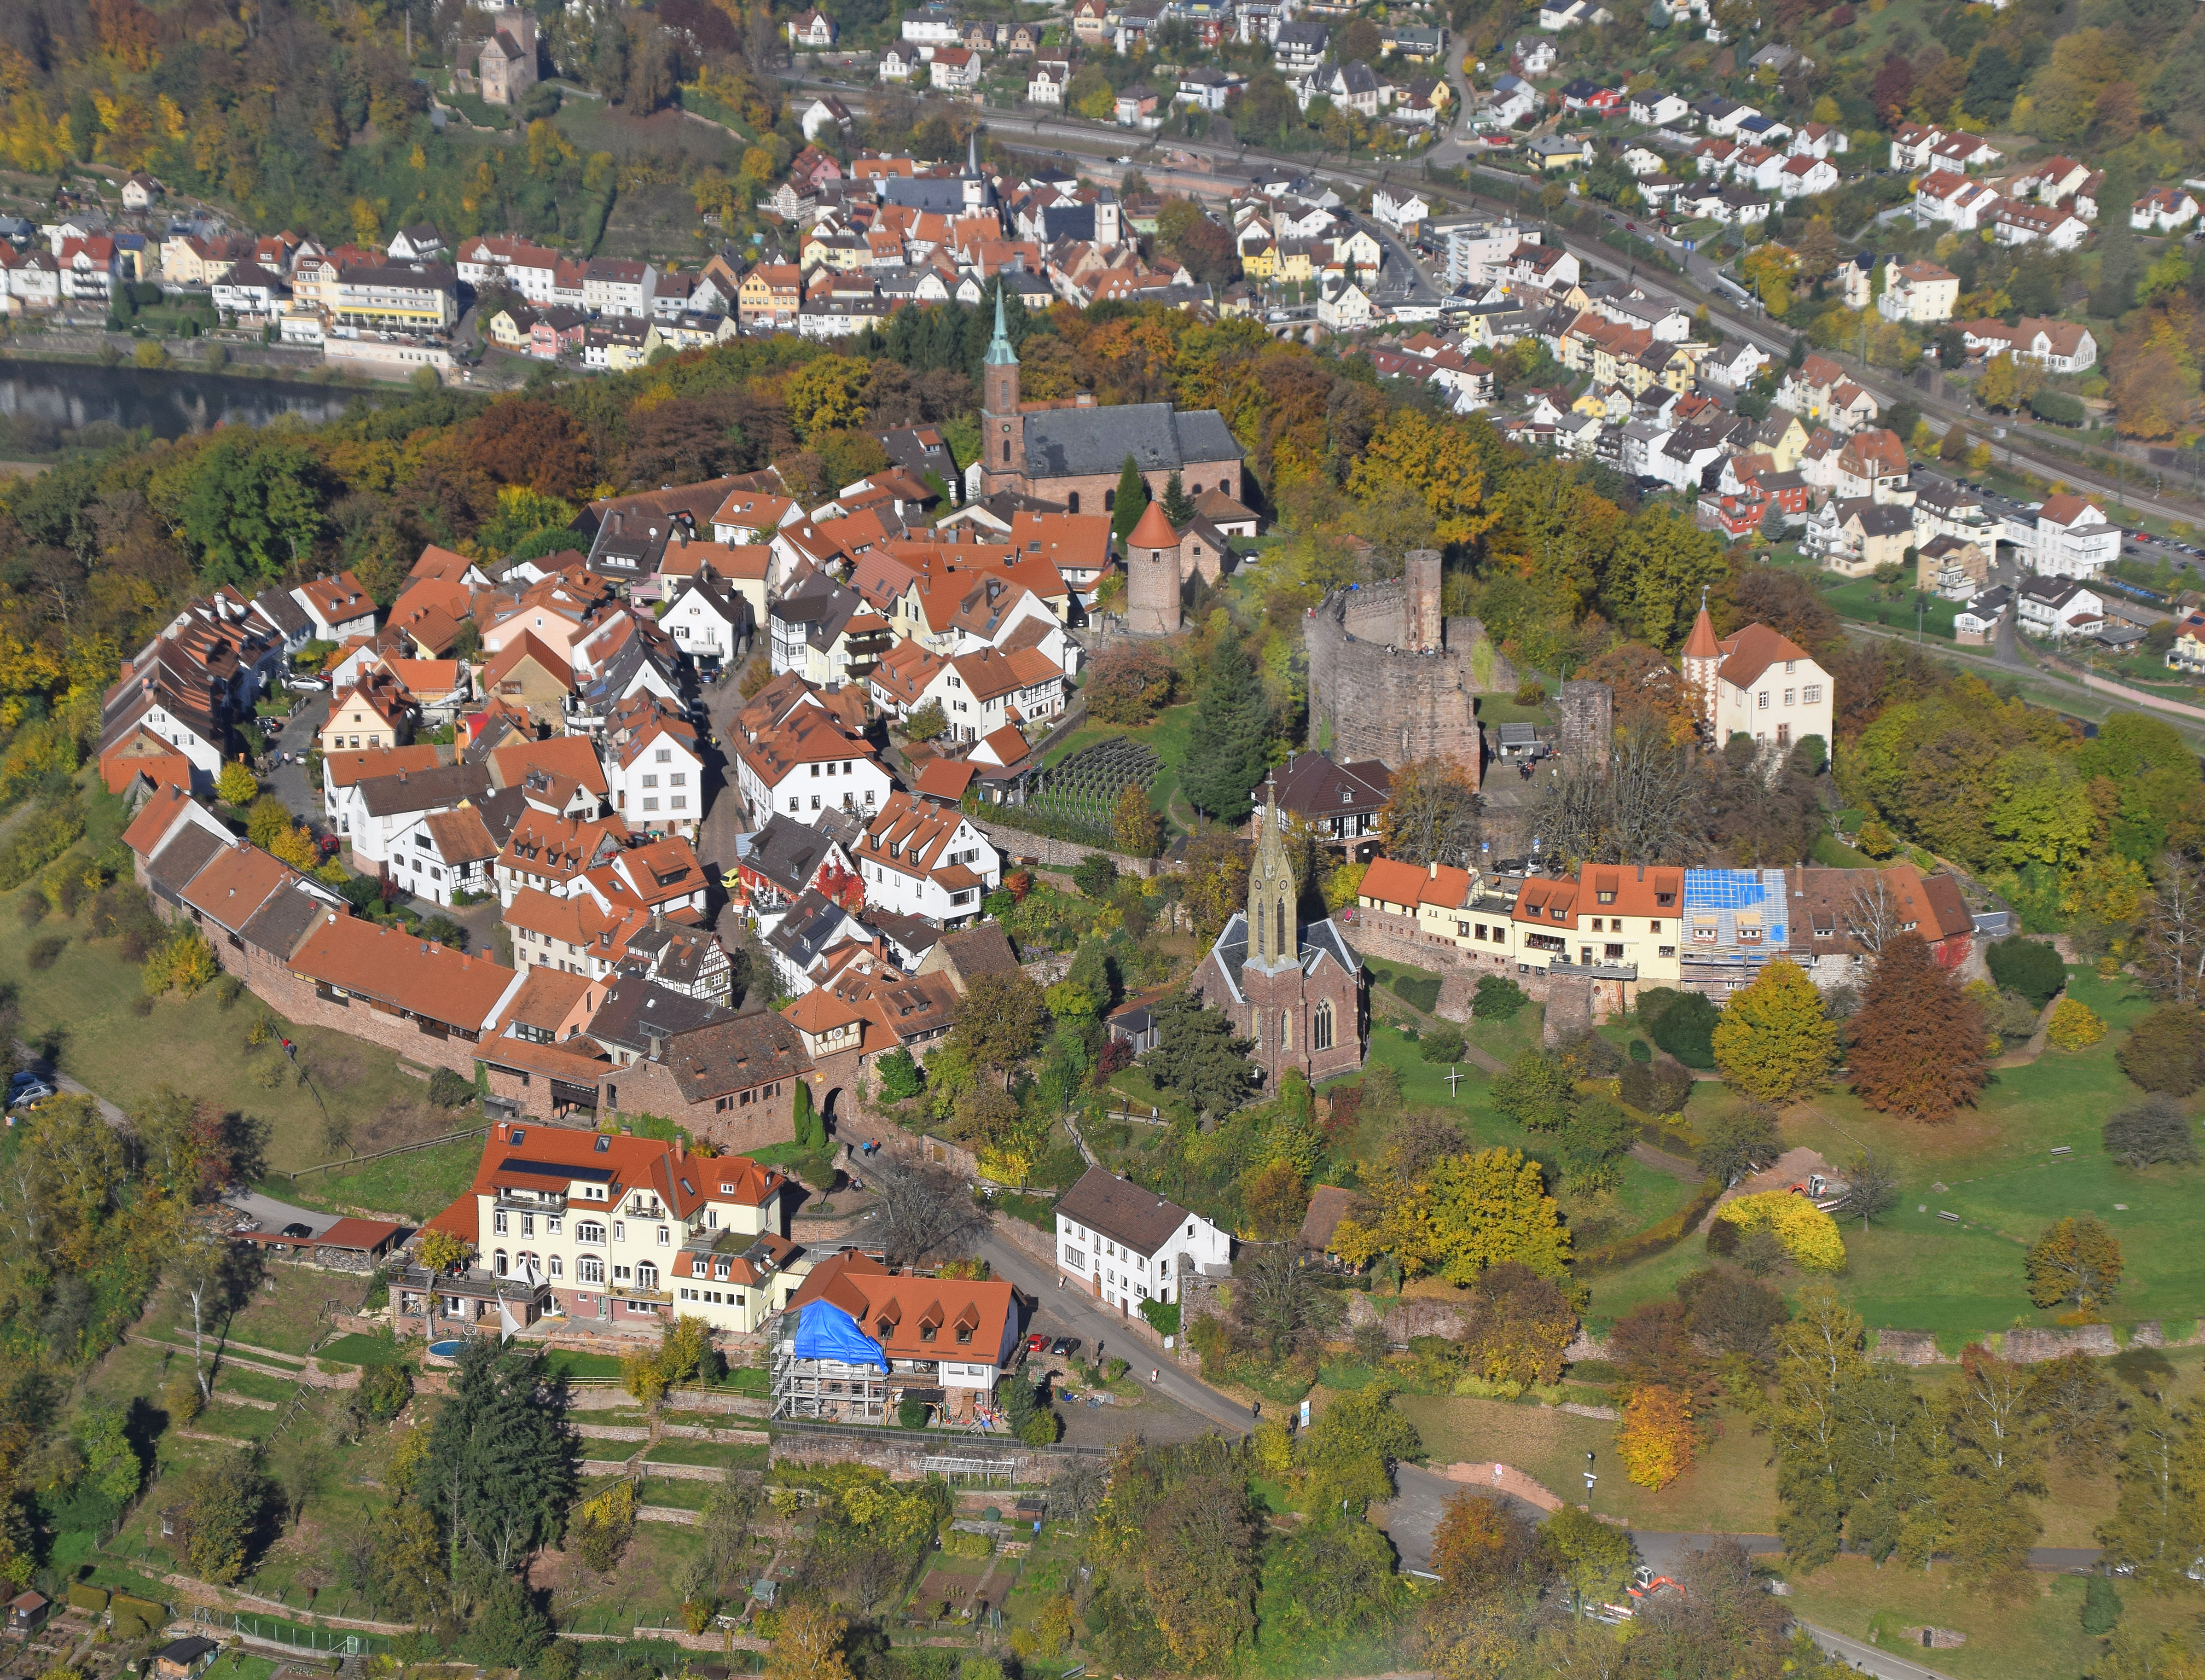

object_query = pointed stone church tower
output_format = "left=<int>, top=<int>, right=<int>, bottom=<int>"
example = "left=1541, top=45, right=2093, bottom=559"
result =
left=1246, top=772, right=1298, bottom=975
left=1188, top=773, right=1368, bottom=1091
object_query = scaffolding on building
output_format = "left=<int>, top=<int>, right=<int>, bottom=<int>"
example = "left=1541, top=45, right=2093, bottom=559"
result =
left=767, top=1311, right=888, bottom=1421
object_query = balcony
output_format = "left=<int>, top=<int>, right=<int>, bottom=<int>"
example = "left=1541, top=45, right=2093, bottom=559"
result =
left=1526, top=957, right=1639, bottom=981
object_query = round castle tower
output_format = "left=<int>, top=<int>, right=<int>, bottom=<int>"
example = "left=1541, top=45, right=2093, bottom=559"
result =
left=1125, top=500, right=1184, bottom=637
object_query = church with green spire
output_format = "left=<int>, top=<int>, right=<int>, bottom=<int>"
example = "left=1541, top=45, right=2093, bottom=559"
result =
left=973, top=283, right=1248, bottom=515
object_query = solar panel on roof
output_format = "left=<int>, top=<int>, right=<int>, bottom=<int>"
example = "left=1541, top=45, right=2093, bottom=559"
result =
left=501, top=1159, right=615, bottom=1183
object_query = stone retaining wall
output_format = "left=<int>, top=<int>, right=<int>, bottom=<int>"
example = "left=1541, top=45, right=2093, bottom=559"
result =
left=770, top=1428, right=1101, bottom=1484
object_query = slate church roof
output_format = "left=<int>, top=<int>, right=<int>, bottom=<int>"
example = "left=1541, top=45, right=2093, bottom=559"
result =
left=1022, top=402, right=1243, bottom=481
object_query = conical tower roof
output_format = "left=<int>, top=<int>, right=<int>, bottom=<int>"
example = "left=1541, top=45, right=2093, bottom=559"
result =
left=1682, top=601, right=1721, bottom=660
left=1129, top=499, right=1178, bottom=550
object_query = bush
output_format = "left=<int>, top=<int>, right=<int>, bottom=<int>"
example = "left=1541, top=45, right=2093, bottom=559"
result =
left=27, top=934, right=66, bottom=970
left=1628, top=1038, right=1652, bottom=1063
left=2029, top=390, right=2087, bottom=427
left=940, top=1528, right=994, bottom=1558
left=2047, top=998, right=2106, bottom=1051
left=356, top=1361, right=416, bottom=1420
left=1639, top=987, right=1718, bottom=1069
left=1472, top=976, right=1528, bottom=1021
left=1986, top=936, right=2066, bottom=1006
left=876, top=1047, right=923, bottom=1101
left=426, top=1067, right=477, bottom=1109
left=1419, top=1023, right=1466, bottom=1063
left=2119, top=1005, right=2205, bottom=1096
left=1072, top=853, right=1118, bottom=899
left=1387, top=971, right=1442, bottom=1012
left=1711, top=1192, right=1846, bottom=1271
left=1621, top=1054, right=1693, bottom=1116
left=2103, top=1094, right=2199, bottom=1169
left=2081, top=1573, right=2122, bottom=1635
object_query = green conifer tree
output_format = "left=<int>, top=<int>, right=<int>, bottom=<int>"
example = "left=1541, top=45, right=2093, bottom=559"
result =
left=1183, top=632, right=1270, bottom=821
left=1112, top=455, right=1149, bottom=541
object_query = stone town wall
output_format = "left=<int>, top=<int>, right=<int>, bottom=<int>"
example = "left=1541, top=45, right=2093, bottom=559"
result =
left=1340, top=907, right=1631, bottom=1023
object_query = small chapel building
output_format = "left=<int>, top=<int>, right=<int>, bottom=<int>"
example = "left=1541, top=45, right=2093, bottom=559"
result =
left=1190, top=773, right=1368, bottom=1088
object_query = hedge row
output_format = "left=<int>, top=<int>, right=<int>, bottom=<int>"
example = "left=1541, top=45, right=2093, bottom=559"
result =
left=1572, top=1176, right=1724, bottom=1276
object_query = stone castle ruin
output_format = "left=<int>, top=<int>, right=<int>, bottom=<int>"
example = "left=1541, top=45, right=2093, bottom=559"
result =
left=1305, top=550, right=1514, bottom=775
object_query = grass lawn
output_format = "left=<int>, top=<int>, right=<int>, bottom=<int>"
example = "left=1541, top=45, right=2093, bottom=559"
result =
left=1821, top=577, right=1960, bottom=640
left=217, top=1366, right=305, bottom=1405
left=1812, top=832, right=1883, bottom=868
left=552, top=1522, right=716, bottom=1634
left=211, top=1265, right=364, bottom=1358
left=0, top=872, right=448, bottom=1179
left=1463, top=999, right=1544, bottom=1065
left=1587, top=966, right=2205, bottom=1344
left=1778, top=1556, right=2196, bottom=1680
left=543, top=1348, right=628, bottom=1381
left=1391, top=1390, right=1779, bottom=1533
left=314, top=1331, right=406, bottom=1366
left=1474, top=694, right=1556, bottom=727
left=634, top=1475, right=717, bottom=1511
left=282, top=1136, right=485, bottom=1222
left=642, top=1440, right=769, bottom=1470
left=1346, top=1026, right=1699, bottom=1238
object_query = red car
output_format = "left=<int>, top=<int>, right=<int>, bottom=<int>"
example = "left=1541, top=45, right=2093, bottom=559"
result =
left=1026, top=1333, right=1049, bottom=1354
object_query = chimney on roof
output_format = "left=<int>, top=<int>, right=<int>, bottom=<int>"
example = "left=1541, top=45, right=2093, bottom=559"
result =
left=1429, top=860, right=1439, bottom=879
left=621, top=1124, right=633, bottom=1135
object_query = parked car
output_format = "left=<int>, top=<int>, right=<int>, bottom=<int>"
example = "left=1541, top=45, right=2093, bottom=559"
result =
left=280, top=1222, right=314, bottom=1239
left=7, top=1073, right=57, bottom=1110
left=1050, top=1336, right=1080, bottom=1357
left=1026, top=1332, right=1049, bottom=1353
left=285, top=675, right=328, bottom=692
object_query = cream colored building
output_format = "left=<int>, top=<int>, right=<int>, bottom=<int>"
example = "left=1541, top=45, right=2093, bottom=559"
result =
left=428, top=1120, right=811, bottom=1334
left=1877, top=258, right=1960, bottom=324
left=1682, top=606, right=1835, bottom=757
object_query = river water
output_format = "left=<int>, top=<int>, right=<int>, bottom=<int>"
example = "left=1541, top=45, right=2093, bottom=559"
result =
left=0, top=359, right=374, bottom=444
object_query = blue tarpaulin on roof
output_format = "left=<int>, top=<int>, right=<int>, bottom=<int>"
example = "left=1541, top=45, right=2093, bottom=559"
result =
left=793, top=1300, right=888, bottom=1371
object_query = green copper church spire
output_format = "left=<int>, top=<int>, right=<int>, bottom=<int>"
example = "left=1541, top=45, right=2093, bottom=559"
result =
left=984, top=283, right=1018, bottom=366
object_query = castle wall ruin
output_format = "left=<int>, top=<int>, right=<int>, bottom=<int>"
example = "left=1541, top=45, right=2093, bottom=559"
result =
left=1304, top=552, right=1514, bottom=776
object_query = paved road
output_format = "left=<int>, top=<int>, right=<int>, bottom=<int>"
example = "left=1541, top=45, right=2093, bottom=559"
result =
left=267, top=691, right=330, bottom=824
left=1799, top=1621, right=1963, bottom=1680
left=975, top=1221, right=1258, bottom=1436
left=11, top=1038, right=126, bottom=1124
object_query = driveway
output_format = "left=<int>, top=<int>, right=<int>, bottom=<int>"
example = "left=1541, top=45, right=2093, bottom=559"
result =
left=220, top=1186, right=357, bottom=1239
left=976, top=1224, right=1256, bottom=1436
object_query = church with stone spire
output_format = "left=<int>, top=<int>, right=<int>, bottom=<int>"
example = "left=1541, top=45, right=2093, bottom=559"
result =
left=971, top=285, right=1247, bottom=514
left=1190, top=773, right=1368, bottom=1090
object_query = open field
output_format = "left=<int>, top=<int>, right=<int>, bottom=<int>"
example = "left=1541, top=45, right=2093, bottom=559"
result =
left=1581, top=966, right=2205, bottom=1341
left=1780, top=1556, right=2198, bottom=1680
left=1393, top=1389, right=1781, bottom=1534
left=1, top=879, right=460, bottom=1180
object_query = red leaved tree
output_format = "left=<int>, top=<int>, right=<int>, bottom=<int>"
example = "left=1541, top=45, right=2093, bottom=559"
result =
left=1847, top=931, right=1987, bottom=1123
